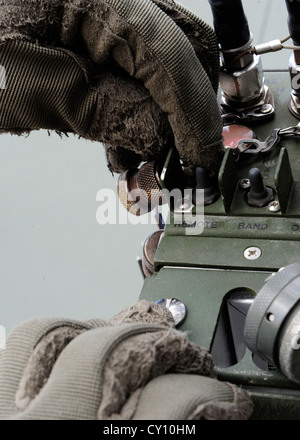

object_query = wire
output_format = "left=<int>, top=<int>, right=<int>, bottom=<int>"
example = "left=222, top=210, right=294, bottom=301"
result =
left=282, top=44, right=300, bottom=51
left=281, top=35, right=292, bottom=43
left=225, top=36, right=300, bottom=64
left=253, top=36, right=300, bottom=55
left=281, top=36, right=300, bottom=50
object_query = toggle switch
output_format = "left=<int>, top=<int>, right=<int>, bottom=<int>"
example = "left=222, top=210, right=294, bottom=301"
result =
left=193, top=167, right=219, bottom=206
left=246, top=168, right=274, bottom=207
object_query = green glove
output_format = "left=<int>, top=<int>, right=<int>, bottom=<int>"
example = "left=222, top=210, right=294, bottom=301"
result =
left=0, top=0, right=223, bottom=174
left=0, top=301, right=253, bottom=420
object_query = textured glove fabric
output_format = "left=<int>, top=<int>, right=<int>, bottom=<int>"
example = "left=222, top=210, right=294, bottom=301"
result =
left=0, top=0, right=223, bottom=174
left=0, top=301, right=253, bottom=420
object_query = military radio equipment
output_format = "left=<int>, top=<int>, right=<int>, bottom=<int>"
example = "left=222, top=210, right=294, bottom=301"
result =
left=118, top=0, right=300, bottom=419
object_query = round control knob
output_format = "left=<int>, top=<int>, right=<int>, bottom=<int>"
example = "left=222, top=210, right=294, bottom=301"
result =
left=142, top=230, right=164, bottom=278
left=117, top=162, right=165, bottom=216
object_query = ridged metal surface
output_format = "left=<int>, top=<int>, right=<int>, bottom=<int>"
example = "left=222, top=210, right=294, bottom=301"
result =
left=117, top=163, right=162, bottom=216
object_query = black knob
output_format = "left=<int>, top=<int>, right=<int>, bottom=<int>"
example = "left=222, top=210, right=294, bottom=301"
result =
left=193, top=167, right=219, bottom=206
left=247, top=168, right=274, bottom=207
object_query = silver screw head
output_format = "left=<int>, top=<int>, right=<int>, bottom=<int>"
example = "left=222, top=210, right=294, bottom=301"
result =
left=174, top=198, right=193, bottom=213
left=240, top=179, right=251, bottom=190
left=156, top=298, right=187, bottom=327
left=181, top=200, right=192, bottom=211
left=244, top=247, right=262, bottom=260
left=268, top=201, right=281, bottom=213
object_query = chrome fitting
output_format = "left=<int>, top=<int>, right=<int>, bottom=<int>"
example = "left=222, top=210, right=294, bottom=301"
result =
left=219, top=36, right=275, bottom=122
left=220, top=54, right=265, bottom=108
left=220, top=36, right=254, bottom=70
left=289, top=53, right=300, bottom=119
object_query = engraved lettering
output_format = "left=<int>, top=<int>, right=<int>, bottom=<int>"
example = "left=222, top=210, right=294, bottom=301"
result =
left=174, top=221, right=218, bottom=229
left=238, top=223, right=268, bottom=231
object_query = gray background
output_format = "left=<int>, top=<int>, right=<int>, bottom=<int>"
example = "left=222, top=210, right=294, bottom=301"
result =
left=0, top=1, right=291, bottom=334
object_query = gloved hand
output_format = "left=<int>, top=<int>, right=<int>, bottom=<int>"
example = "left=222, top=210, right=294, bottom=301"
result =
left=0, top=0, right=223, bottom=175
left=0, top=301, right=253, bottom=420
